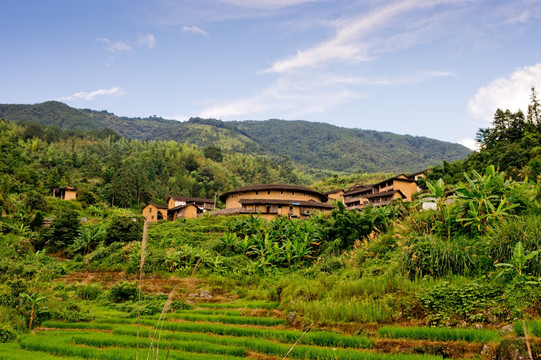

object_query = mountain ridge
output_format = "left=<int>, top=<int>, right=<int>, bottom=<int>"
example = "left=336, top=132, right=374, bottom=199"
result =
left=0, top=101, right=471, bottom=173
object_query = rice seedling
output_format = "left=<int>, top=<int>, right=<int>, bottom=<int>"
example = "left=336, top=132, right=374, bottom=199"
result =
left=18, top=333, right=245, bottom=360
left=0, top=342, right=85, bottom=360
left=153, top=313, right=285, bottom=326
left=40, top=321, right=114, bottom=331
left=99, top=318, right=372, bottom=348
left=175, top=309, right=243, bottom=316
left=514, top=320, right=541, bottom=337
left=378, top=326, right=501, bottom=342
left=113, top=326, right=440, bottom=360
left=197, top=301, right=279, bottom=309
left=70, top=332, right=246, bottom=357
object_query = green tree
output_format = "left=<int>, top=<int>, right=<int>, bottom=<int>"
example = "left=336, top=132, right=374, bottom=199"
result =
left=203, top=145, right=223, bottom=162
left=43, top=208, right=81, bottom=250
left=104, top=216, right=143, bottom=244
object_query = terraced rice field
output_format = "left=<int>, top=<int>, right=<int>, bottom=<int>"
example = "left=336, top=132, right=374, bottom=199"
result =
left=0, top=299, right=508, bottom=359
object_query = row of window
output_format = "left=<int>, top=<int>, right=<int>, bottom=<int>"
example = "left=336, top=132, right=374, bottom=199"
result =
left=239, top=191, right=306, bottom=196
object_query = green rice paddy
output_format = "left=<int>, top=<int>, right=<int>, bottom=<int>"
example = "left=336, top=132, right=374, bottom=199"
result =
left=1, top=299, right=510, bottom=359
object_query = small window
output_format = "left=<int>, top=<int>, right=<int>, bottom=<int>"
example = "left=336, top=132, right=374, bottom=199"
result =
left=278, top=205, right=282, bottom=209
left=280, top=191, right=284, bottom=195
left=255, top=191, right=259, bottom=195
left=151, top=216, right=154, bottom=220
left=303, top=193, right=306, bottom=197
left=149, top=208, right=152, bottom=212
left=268, top=191, right=270, bottom=194
left=292, top=191, right=295, bottom=195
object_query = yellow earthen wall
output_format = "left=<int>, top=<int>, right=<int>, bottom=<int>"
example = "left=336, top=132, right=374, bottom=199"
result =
left=393, top=180, right=417, bottom=201
left=182, top=205, right=199, bottom=219
left=224, top=190, right=321, bottom=209
left=64, top=190, right=77, bottom=200
left=143, top=205, right=167, bottom=222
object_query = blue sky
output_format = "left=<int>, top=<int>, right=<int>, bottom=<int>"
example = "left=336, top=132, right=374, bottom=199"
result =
left=2, top=0, right=541, bottom=149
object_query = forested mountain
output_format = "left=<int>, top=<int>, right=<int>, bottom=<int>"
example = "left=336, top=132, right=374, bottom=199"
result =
left=0, top=101, right=470, bottom=173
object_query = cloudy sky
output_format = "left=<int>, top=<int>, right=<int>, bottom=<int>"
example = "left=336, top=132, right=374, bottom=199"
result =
left=2, top=0, right=541, bottom=148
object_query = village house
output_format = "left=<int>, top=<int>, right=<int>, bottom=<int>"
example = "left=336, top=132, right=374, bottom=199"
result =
left=167, top=195, right=215, bottom=212
left=216, top=184, right=334, bottom=219
left=52, top=186, right=77, bottom=200
left=342, top=174, right=420, bottom=210
left=143, top=195, right=214, bottom=222
left=168, top=203, right=204, bottom=220
left=324, top=189, right=344, bottom=203
left=142, top=203, right=168, bottom=222
left=406, top=169, right=428, bottom=192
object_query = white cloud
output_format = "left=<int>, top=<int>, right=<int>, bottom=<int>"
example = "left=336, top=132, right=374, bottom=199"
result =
left=97, top=38, right=132, bottom=53
left=460, top=138, right=479, bottom=151
left=181, top=25, right=210, bottom=37
left=138, top=33, right=156, bottom=49
left=58, top=86, right=125, bottom=101
left=467, top=63, right=541, bottom=121
left=263, top=0, right=457, bottom=74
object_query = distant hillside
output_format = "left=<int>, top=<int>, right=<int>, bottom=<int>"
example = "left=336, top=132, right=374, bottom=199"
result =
left=0, top=101, right=470, bottom=173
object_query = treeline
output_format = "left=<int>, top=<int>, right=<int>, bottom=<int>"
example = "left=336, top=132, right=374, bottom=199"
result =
left=0, top=101, right=471, bottom=173
left=0, top=119, right=308, bottom=212
left=428, top=87, right=541, bottom=183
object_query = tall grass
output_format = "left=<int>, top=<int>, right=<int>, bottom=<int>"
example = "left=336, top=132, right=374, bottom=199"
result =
left=378, top=326, right=501, bottom=342
left=487, top=215, right=541, bottom=275
left=289, top=298, right=394, bottom=323
left=327, top=274, right=419, bottom=301
left=401, top=235, right=479, bottom=278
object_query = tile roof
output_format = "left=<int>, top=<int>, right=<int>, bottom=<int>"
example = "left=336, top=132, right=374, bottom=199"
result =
left=219, top=184, right=328, bottom=202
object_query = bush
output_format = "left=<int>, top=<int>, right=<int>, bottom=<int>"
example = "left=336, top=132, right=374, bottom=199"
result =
left=419, top=281, right=503, bottom=324
left=109, top=281, right=137, bottom=303
left=0, top=325, right=17, bottom=343
left=104, top=217, right=143, bottom=245
left=75, top=284, right=102, bottom=300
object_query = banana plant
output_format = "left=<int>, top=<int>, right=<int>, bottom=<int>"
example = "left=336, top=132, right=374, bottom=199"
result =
left=19, top=291, right=48, bottom=331
left=236, top=235, right=255, bottom=255
left=494, top=241, right=541, bottom=284
left=218, top=232, right=238, bottom=254
left=455, top=166, right=519, bottom=234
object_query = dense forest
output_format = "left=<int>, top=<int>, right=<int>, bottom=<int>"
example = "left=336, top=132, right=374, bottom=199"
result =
left=0, top=119, right=309, bottom=210
left=0, top=101, right=470, bottom=173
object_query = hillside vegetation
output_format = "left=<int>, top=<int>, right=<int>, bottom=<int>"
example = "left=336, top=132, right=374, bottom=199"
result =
left=1, top=91, right=541, bottom=358
left=0, top=101, right=470, bottom=173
